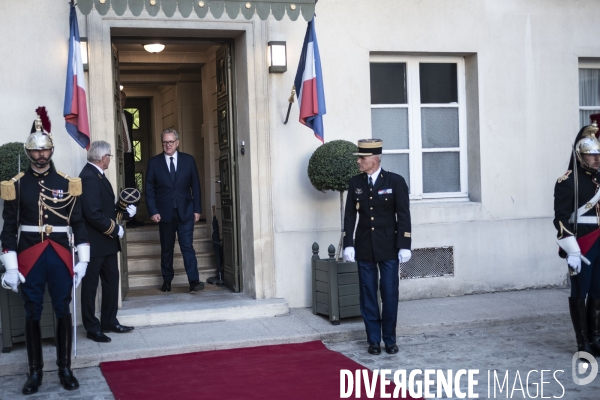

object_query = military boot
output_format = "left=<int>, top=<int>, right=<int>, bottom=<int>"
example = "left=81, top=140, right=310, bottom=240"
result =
left=56, top=315, right=79, bottom=390
left=587, top=298, right=600, bottom=357
left=569, top=297, right=594, bottom=357
left=22, top=319, right=44, bottom=395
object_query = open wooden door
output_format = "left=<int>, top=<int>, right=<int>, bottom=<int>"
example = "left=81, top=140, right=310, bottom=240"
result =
left=111, top=43, right=129, bottom=298
left=216, top=44, right=240, bottom=292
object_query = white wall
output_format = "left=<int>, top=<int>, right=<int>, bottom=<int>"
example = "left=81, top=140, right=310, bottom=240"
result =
left=266, top=0, right=600, bottom=306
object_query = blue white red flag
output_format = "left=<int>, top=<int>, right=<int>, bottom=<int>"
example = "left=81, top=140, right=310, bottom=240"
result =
left=294, top=18, right=326, bottom=143
left=63, top=3, right=90, bottom=150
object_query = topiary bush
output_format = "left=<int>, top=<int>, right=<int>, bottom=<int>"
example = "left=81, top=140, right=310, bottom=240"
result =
left=307, top=140, right=359, bottom=193
left=0, top=142, right=28, bottom=182
left=307, top=140, right=360, bottom=259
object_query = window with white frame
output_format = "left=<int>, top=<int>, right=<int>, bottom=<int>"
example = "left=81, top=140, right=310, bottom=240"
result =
left=579, top=63, right=600, bottom=128
left=370, top=56, right=468, bottom=200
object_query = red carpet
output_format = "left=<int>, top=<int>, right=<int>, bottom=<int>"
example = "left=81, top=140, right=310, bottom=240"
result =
left=100, top=341, right=422, bottom=400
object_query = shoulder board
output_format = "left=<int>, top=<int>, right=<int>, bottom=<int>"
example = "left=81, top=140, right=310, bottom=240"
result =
left=11, top=172, right=24, bottom=182
left=557, top=170, right=572, bottom=183
left=0, top=172, right=23, bottom=200
left=56, top=170, right=82, bottom=196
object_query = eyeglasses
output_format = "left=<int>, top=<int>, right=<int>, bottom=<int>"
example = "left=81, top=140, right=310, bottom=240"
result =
left=162, top=140, right=177, bottom=146
left=103, top=154, right=114, bottom=159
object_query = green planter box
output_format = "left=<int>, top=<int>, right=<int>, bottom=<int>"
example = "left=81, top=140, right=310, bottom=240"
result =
left=311, top=243, right=361, bottom=325
left=0, top=264, right=56, bottom=353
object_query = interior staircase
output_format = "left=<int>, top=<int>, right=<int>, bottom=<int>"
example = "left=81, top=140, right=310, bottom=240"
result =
left=125, top=222, right=217, bottom=293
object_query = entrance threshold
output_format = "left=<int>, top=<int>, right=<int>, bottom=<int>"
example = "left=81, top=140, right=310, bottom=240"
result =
left=115, top=285, right=289, bottom=328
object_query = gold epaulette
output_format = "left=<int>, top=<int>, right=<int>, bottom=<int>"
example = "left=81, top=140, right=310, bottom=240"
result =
left=557, top=170, right=572, bottom=184
left=0, top=172, right=24, bottom=201
left=56, top=170, right=82, bottom=196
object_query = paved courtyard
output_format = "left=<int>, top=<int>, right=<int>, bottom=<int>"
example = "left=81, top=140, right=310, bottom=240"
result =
left=0, top=315, right=598, bottom=399
left=327, top=316, right=600, bottom=399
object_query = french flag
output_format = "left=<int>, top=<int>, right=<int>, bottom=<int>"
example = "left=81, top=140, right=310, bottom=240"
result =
left=63, top=3, right=90, bottom=150
left=294, top=18, right=326, bottom=143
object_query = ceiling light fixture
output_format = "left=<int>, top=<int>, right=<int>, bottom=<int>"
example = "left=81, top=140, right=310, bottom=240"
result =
left=143, top=43, right=165, bottom=53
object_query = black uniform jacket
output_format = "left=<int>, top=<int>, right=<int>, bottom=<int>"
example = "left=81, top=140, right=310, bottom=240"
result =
left=79, top=163, right=127, bottom=258
left=554, top=166, right=600, bottom=241
left=343, top=169, right=411, bottom=262
left=1, top=167, right=88, bottom=253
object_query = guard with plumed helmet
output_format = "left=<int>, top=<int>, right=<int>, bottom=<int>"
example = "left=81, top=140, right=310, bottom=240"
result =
left=0, top=108, right=89, bottom=394
left=554, top=118, right=600, bottom=360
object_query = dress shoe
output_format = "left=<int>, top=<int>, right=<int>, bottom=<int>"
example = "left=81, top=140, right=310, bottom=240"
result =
left=86, top=331, right=111, bottom=343
left=385, top=344, right=399, bottom=354
left=161, top=281, right=171, bottom=292
left=368, top=343, right=381, bottom=355
left=190, top=281, right=205, bottom=292
left=103, top=324, right=134, bottom=334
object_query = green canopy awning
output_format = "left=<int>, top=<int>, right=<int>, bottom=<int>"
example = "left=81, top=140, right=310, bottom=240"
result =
left=77, top=0, right=316, bottom=21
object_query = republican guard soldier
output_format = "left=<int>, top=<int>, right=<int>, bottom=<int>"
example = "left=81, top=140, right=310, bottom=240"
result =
left=0, top=109, right=89, bottom=395
left=343, top=139, right=412, bottom=355
left=554, top=121, right=600, bottom=358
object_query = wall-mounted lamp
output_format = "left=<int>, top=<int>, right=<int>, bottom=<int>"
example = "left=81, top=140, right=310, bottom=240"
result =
left=143, top=43, right=165, bottom=53
left=268, top=41, right=287, bottom=73
left=120, top=85, right=124, bottom=91
left=240, top=141, right=245, bottom=156
left=80, top=37, right=89, bottom=71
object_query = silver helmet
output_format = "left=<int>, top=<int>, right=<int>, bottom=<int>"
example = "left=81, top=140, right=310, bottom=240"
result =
left=24, top=112, right=54, bottom=168
left=576, top=122, right=600, bottom=172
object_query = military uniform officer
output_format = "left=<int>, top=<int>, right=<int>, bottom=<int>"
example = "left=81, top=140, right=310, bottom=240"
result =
left=554, top=121, right=600, bottom=358
left=343, top=139, right=412, bottom=355
left=0, top=111, right=89, bottom=395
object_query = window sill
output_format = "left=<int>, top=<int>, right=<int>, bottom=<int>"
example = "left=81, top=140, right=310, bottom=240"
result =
left=410, top=199, right=491, bottom=225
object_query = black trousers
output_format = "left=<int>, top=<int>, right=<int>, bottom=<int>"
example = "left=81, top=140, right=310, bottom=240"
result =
left=81, top=253, right=120, bottom=333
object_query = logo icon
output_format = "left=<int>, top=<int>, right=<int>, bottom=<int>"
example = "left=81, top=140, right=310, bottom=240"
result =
left=572, top=351, right=598, bottom=385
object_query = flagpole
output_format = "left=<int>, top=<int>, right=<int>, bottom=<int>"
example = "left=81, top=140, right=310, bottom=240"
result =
left=283, top=86, right=296, bottom=124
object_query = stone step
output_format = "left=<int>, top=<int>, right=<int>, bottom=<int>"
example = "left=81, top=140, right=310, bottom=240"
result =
left=126, top=238, right=213, bottom=257
left=126, top=252, right=215, bottom=273
left=128, top=268, right=217, bottom=289
left=125, top=223, right=208, bottom=242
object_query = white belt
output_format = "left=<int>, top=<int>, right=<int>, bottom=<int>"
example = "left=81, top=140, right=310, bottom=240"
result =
left=569, top=216, right=600, bottom=225
left=571, top=190, right=600, bottom=222
left=20, top=225, right=69, bottom=234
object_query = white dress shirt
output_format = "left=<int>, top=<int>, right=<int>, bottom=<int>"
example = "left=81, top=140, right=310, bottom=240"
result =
left=164, top=151, right=178, bottom=172
left=368, top=167, right=382, bottom=185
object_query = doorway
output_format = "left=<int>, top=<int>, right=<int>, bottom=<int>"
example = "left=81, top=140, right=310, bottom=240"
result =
left=112, top=35, right=241, bottom=295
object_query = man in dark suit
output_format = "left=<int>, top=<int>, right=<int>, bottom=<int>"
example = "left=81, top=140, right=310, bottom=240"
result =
left=79, top=141, right=135, bottom=343
left=343, top=139, right=412, bottom=355
left=121, top=91, right=143, bottom=227
left=145, top=128, right=204, bottom=293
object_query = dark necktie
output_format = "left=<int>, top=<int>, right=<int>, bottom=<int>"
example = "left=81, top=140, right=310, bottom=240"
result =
left=169, top=156, right=176, bottom=182
left=170, top=157, right=177, bottom=208
left=369, top=176, right=373, bottom=190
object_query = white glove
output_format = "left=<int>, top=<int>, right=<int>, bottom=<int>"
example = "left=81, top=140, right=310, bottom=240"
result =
left=126, top=204, right=137, bottom=218
left=76, top=244, right=90, bottom=263
left=567, top=254, right=582, bottom=274
left=73, top=262, right=88, bottom=288
left=399, top=249, right=412, bottom=263
left=343, top=247, right=355, bottom=262
left=118, top=225, right=124, bottom=239
left=0, top=251, right=25, bottom=293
